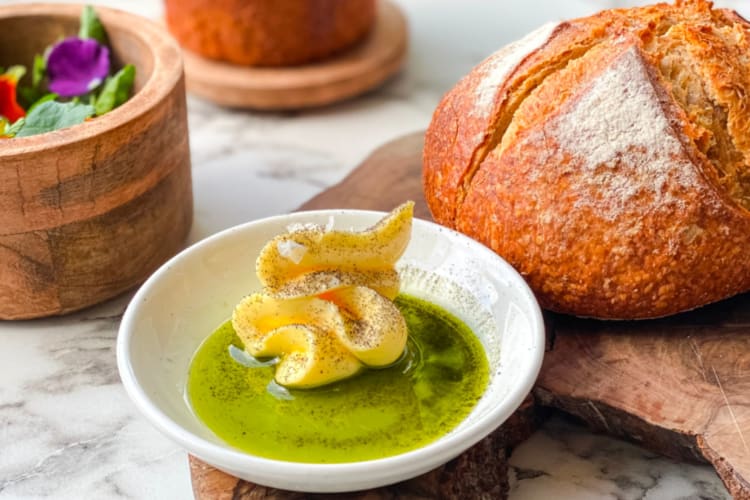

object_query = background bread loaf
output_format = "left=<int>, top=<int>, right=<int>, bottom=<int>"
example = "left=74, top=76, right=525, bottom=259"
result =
left=165, top=0, right=375, bottom=66
left=423, top=0, right=750, bottom=319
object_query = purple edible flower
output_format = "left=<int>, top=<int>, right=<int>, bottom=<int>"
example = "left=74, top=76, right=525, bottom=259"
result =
left=47, top=37, right=110, bottom=97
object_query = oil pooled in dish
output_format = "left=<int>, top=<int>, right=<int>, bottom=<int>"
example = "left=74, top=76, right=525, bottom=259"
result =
left=187, top=294, right=489, bottom=463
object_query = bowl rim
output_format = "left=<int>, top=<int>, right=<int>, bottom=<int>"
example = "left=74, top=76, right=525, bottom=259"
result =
left=117, top=209, right=545, bottom=491
left=0, top=3, right=183, bottom=155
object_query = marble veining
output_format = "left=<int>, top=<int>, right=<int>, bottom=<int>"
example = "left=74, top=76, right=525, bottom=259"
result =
left=0, top=0, right=742, bottom=498
left=509, top=417, right=731, bottom=500
left=0, top=295, right=190, bottom=500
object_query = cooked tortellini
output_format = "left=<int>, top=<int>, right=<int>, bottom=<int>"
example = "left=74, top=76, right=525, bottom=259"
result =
left=231, top=202, right=413, bottom=388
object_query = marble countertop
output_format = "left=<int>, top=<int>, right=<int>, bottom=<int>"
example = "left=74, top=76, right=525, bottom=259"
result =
left=0, top=0, right=744, bottom=498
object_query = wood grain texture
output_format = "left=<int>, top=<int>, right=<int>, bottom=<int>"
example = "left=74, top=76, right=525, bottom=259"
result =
left=180, top=0, right=407, bottom=110
left=298, top=131, right=428, bottom=217
left=536, top=299, right=750, bottom=499
left=0, top=4, right=193, bottom=319
left=192, top=131, right=749, bottom=499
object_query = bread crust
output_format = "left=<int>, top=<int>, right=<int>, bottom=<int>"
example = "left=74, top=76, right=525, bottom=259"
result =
left=423, top=0, right=750, bottom=319
left=165, top=0, right=375, bottom=66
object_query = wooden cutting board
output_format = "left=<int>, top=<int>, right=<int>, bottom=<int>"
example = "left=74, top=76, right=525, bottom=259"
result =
left=190, top=132, right=749, bottom=499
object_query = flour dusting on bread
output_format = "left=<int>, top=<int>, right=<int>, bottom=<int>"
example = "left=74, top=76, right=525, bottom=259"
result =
left=550, top=44, right=698, bottom=220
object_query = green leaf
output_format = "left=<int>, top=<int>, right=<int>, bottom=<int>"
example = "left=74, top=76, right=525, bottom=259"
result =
left=94, top=64, right=135, bottom=116
left=18, top=86, right=42, bottom=109
left=79, top=5, right=108, bottom=45
left=15, top=101, right=94, bottom=137
left=5, top=118, right=26, bottom=137
left=18, top=55, right=48, bottom=108
left=32, top=54, right=45, bottom=88
left=4, top=65, right=26, bottom=82
left=28, top=93, right=59, bottom=113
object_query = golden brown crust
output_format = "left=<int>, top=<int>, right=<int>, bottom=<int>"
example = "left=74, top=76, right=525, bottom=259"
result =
left=423, top=0, right=750, bottom=319
left=165, top=0, right=375, bottom=66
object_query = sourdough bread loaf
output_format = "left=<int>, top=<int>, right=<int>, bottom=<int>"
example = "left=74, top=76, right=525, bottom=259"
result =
left=165, top=0, right=375, bottom=66
left=423, top=0, right=750, bottom=319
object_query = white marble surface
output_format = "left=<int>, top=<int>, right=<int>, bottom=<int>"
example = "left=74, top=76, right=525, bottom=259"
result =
left=0, top=0, right=743, bottom=498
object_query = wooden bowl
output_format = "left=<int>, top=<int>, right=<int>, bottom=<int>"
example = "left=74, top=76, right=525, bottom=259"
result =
left=0, top=4, right=193, bottom=320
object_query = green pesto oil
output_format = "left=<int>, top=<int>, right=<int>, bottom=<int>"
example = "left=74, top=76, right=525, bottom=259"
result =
left=186, top=294, right=489, bottom=463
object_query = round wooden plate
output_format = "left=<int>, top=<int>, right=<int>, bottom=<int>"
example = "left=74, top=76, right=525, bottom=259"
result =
left=181, top=0, right=407, bottom=110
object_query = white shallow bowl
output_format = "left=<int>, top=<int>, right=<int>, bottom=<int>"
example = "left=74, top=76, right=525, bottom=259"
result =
left=117, top=209, right=545, bottom=493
